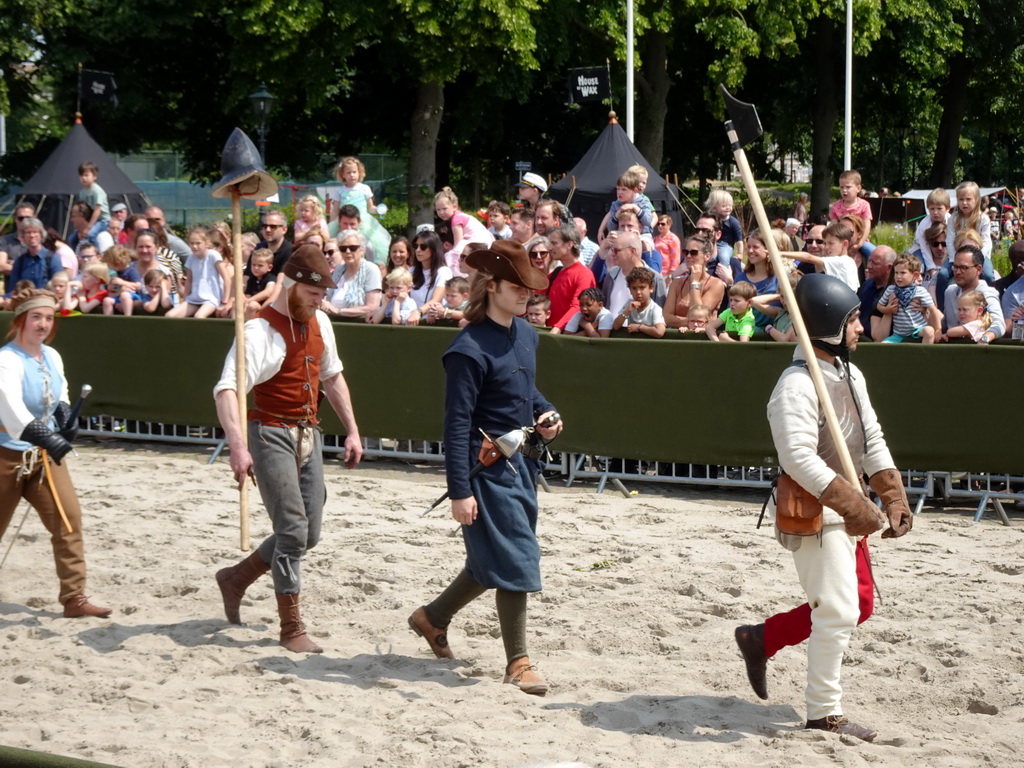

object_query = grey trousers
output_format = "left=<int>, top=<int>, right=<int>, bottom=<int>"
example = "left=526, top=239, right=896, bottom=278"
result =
left=248, top=422, right=325, bottom=594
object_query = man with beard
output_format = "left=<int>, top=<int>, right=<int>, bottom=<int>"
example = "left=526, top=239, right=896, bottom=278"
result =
left=213, top=245, right=363, bottom=654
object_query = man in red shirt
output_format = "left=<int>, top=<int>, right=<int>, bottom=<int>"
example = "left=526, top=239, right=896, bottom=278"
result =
left=546, top=223, right=596, bottom=331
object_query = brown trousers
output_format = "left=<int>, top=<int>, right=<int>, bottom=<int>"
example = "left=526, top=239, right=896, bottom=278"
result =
left=0, top=445, right=86, bottom=605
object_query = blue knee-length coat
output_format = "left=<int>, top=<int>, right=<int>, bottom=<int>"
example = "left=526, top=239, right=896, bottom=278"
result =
left=443, top=315, right=554, bottom=592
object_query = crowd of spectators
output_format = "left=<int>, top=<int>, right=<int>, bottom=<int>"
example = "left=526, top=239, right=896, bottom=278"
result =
left=2, top=161, right=1022, bottom=342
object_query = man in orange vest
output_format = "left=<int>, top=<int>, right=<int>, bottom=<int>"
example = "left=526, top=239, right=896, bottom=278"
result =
left=212, top=244, right=363, bottom=653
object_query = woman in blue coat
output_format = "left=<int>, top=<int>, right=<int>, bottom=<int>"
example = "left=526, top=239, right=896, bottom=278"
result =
left=408, top=240, right=562, bottom=696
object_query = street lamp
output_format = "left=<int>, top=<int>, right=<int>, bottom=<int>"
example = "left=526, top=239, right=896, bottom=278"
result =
left=248, top=82, right=275, bottom=163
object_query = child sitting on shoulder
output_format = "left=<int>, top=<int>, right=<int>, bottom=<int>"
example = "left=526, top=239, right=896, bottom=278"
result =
left=243, top=247, right=278, bottom=318
left=944, top=289, right=992, bottom=342
left=707, top=281, right=757, bottom=342
left=293, top=194, right=329, bottom=245
left=877, top=252, right=940, bottom=344
left=369, top=267, right=417, bottom=325
left=913, top=188, right=951, bottom=274
left=829, top=169, right=873, bottom=241
left=434, top=187, right=493, bottom=276
left=613, top=266, right=666, bottom=337
left=600, top=166, right=654, bottom=242
left=525, top=293, right=551, bottom=326
left=562, top=286, right=614, bottom=337
left=706, top=189, right=745, bottom=261
left=140, top=268, right=173, bottom=316
left=487, top=200, right=513, bottom=240
left=680, top=303, right=711, bottom=335
left=69, top=161, right=110, bottom=249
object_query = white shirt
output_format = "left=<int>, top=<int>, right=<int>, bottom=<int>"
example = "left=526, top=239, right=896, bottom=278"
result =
left=409, top=266, right=453, bottom=307
left=564, top=306, right=614, bottom=333
left=821, top=255, right=860, bottom=292
left=946, top=213, right=992, bottom=259
left=213, top=310, right=343, bottom=397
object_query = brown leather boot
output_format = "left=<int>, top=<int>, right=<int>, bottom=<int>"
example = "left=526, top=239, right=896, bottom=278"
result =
left=735, top=624, right=768, bottom=700
left=216, top=551, right=270, bottom=624
left=503, top=656, right=548, bottom=696
left=63, top=595, right=112, bottom=618
left=275, top=592, right=323, bottom=653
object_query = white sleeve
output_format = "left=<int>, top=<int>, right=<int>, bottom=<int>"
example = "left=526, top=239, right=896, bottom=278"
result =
left=0, top=349, right=32, bottom=437
left=984, top=285, right=1005, bottom=337
left=212, top=319, right=283, bottom=396
left=822, top=257, right=859, bottom=291
left=597, top=308, right=616, bottom=331
left=317, top=311, right=344, bottom=379
left=913, top=218, right=935, bottom=270
left=564, top=312, right=581, bottom=333
left=649, top=302, right=665, bottom=324
left=979, top=216, right=992, bottom=258
left=943, top=285, right=959, bottom=330
left=767, top=369, right=837, bottom=498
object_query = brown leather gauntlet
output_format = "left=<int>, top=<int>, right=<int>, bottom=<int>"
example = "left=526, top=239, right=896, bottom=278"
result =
left=869, top=468, right=913, bottom=538
left=818, top=475, right=886, bottom=538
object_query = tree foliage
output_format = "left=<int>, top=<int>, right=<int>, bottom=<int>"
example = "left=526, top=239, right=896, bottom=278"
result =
left=3, top=0, right=1024, bottom=224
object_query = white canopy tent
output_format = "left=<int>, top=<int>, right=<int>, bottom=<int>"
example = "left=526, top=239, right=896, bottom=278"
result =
left=901, top=186, right=1008, bottom=201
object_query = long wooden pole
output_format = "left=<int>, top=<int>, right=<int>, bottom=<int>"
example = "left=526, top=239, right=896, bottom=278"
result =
left=231, top=188, right=249, bottom=551
left=726, top=126, right=860, bottom=487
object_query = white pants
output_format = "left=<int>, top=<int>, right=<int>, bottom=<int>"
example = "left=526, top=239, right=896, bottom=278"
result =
left=793, top=524, right=859, bottom=720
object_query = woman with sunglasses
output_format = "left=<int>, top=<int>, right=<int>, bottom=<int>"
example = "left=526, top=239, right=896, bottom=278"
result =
left=663, top=236, right=725, bottom=329
left=653, top=216, right=681, bottom=277
left=405, top=231, right=451, bottom=326
left=321, top=230, right=381, bottom=320
left=523, top=236, right=553, bottom=279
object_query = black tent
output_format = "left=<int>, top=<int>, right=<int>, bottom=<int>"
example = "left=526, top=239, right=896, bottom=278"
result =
left=15, top=119, right=150, bottom=238
left=548, top=117, right=682, bottom=240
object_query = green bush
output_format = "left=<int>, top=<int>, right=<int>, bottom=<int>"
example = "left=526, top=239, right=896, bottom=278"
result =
left=992, top=251, right=1011, bottom=279
left=871, top=223, right=914, bottom=253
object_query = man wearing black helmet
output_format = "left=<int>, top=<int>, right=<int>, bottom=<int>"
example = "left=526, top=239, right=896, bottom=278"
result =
left=734, top=273, right=913, bottom=742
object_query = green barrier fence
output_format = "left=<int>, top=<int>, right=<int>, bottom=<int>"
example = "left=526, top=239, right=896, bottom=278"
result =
left=0, top=314, right=1020, bottom=473
left=0, top=745, right=120, bottom=768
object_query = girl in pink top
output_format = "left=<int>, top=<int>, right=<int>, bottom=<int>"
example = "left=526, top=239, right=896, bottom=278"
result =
left=434, top=187, right=493, bottom=276
left=293, top=195, right=329, bottom=244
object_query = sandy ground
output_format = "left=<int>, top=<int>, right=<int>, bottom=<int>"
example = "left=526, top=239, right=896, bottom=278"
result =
left=1, top=441, right=1022, bottom=768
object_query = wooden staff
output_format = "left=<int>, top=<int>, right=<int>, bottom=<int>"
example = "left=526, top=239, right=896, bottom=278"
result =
left=719, top=85, right=859, bottom=487
left=231, top=187, right=250, bottom=551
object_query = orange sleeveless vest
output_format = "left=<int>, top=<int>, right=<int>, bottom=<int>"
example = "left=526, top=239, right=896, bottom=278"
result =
left=249, top=306, right=324, bottom=427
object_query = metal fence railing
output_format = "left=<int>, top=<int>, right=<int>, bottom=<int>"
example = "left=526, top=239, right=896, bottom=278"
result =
left=79, top=416, right=1022, bottom=524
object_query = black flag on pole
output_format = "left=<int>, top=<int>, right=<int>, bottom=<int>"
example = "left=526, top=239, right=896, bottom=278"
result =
left=80, top=69, right=118, bottom=106
left=567, top=67, right=609, bottom=103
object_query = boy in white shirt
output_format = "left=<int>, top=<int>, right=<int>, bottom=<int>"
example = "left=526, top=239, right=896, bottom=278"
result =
left=912, top=188, right=951, bottom=274
left=788, top=222, right=859, bottom=291
left=563, top=287, right=614, bottom=337
left=612, top=267, right=665, bottom=337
